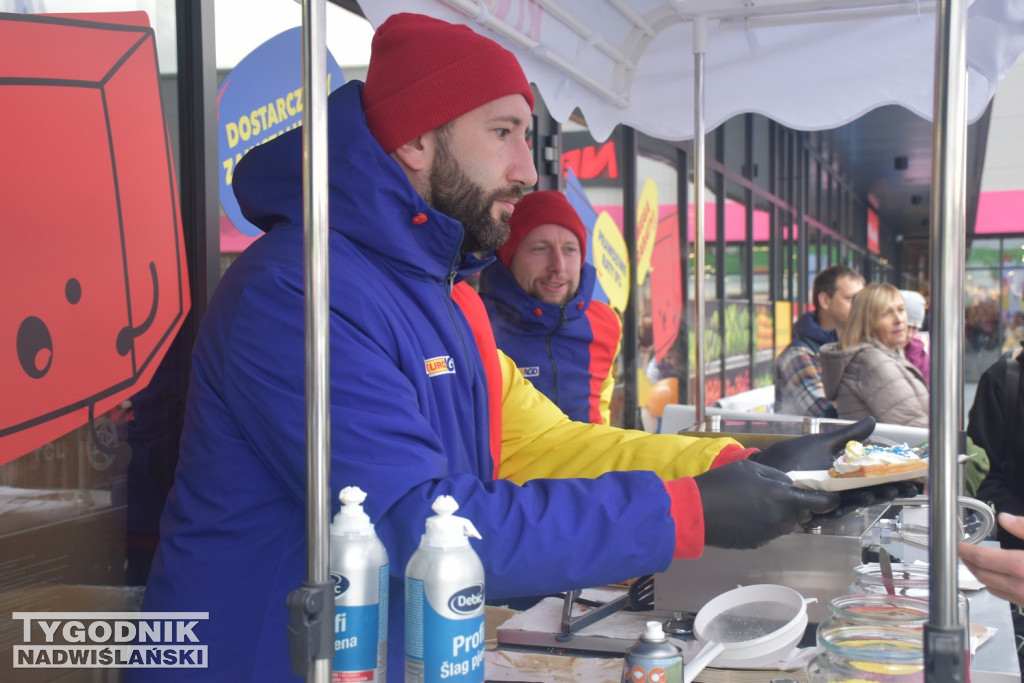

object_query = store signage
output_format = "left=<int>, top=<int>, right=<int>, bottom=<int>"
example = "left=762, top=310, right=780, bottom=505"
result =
left=650, top=213, right=683, bottom=362
left=562, top=136, right=620, bottom=185
left=1, top=12, right=189, bottom=464
left=636, top=179, right=658, bottom=286
left=592, top=213, right=630, bottom=313
left=217, top=27, right=344, bottom=236
left=867, top=207, right=880, bottom=254
left=565, top=169, right=611, bottom=306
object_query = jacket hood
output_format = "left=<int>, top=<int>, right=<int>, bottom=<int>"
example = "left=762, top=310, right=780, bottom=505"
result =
left=232, top=81, right=478, bottom=282
left=478, top=258, right=598, bottom=333
left=794, top=311, right=838, bottom=351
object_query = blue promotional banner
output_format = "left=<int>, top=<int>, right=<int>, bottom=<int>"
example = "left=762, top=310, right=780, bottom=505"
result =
left=564, top=169, right=610, bottom=306
left=217, top=27, right=345, bottom=236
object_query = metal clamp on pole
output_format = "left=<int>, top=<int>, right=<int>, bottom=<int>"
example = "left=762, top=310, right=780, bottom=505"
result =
left=286, top=581, right=334, bottom=676
left=925, top=624, right=968, bottom=683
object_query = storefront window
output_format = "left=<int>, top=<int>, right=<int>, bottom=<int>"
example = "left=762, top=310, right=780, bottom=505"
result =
left=723, top=215, right=748, bottom=300
left=966, top=237, right=1002, bottom=268
left=685, top=178, right=721, bottom=402
left=1000, top=237, right=1024, bottom=353
left=636, top=151, right=684, bottom=416
left=751, top=116, right=772, bottom=194
left=965, top=267, right=1002, bottom=379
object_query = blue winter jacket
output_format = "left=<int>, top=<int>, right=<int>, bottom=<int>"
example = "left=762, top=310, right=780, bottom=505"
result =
left=478, top=261, right=620, bottom=423
left=137, top=82, right=737, bottom=682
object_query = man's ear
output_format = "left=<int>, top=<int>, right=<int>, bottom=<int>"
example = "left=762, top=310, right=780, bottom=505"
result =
left=816, top=290, right=829, bottom=312
left=392, top=133, right=432, bottom=172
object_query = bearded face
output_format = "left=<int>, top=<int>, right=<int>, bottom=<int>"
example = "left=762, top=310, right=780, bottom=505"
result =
left=427, top=125, right=523, bottom=254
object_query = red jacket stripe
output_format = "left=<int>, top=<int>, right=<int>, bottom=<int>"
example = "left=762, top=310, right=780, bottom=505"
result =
left=585, top=303, right=621, bottom=424
left=452, top=282, right=503, bottom=477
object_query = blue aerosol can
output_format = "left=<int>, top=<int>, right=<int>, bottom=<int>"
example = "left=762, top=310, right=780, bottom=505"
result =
left=622, top=620, right=683, bottom=683
left=405, top=495, right=485, bottom=683
left=330, top=486, right=389, bottom=682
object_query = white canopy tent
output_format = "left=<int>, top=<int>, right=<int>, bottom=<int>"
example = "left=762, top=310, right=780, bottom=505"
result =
left=362, top=0, right=1020, bottom=144
left=293, top=1, right=1024, bottom=680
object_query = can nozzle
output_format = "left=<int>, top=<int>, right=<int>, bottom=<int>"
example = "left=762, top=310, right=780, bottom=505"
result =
left=332, top=486, right=375, bottom=536
left=643, top=620, right=667, bottom=642
left=421, top=495, right=482, bottom=548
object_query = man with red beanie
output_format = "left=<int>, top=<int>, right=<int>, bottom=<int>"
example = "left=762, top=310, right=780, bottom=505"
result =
left=138, top=13, right=894, bottom=682
left=479, top=190, right=621, bottom=424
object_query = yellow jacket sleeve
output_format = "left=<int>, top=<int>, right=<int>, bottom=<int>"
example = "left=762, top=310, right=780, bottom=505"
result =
left=496, top=350, right=742, bottom=485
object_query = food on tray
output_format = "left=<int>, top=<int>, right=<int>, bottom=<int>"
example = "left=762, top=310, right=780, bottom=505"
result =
left=829, top=440, right=927, bottom=478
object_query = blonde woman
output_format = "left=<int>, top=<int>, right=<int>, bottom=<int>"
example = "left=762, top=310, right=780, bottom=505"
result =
left=820, top=283, right=929, bottom=426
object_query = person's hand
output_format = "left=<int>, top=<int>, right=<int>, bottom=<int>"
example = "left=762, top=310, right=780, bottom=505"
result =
left=958, top=513, right=1024, bottom=605
left=749, top=417, right=875, bottom=472
left=804, top=480, right=921, bottom=528
left=694, top=460, right=839, bottom=549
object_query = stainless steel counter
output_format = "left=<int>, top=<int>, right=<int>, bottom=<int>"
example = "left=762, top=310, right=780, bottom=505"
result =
left=488, top=536, right=1021, bottom=681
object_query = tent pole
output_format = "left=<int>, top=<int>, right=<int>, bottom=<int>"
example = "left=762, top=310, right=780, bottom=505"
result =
left=693, top=15, right=707, bottom=426
left=285, top=0, right=332, bottom=681
left=926, top=0, right=969, bottom=678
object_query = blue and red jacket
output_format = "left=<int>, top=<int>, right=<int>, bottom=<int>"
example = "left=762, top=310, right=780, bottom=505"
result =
left=135, top=81, right=746, bottom=683
left=478, top=261, right=621, bottom=424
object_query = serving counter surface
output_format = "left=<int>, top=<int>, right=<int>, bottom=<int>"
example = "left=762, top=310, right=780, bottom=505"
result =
left=483, top=540, right=1021, bottom=682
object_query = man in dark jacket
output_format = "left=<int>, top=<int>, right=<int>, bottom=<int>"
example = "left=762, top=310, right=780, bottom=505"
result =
left=479, top=190, right=621, bottom=424
left=966, top=341, right=1024, bottom=668
left=968, top=342, right=1024, bottom=539
left=137, top=14, right=886, bottom=682
left=774, top=265, right=864, bottom=416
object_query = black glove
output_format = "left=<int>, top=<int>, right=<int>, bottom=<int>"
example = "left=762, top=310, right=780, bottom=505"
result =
left=695, top=459, right=840, bottom=550
left=749, top=417, right=876, bottom=472
left=804, top=480, right=922, bottom=528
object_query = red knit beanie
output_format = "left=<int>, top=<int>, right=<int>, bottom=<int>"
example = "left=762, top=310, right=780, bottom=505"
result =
left=362, top=13, right=535, bottom=153
left=497, top=190, right=588, bottom=268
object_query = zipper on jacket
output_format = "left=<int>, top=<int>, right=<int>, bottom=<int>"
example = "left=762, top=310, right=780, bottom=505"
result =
left=445, top=269, right=471, bottom=358
left=545, top=306, right=569, bottom=406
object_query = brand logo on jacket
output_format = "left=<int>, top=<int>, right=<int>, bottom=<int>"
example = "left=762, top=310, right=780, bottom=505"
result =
left=13, top=612, right=209, bottom=669
left=424, top=356, right=456, bottom=377
left=518, top=366, right=540, bottom=378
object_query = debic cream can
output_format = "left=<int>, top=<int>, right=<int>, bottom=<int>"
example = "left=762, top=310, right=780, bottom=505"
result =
left=405, top=495, right=485, bottom=683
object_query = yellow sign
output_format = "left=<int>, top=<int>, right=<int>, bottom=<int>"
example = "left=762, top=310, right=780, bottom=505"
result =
left=774, top=301, right=793, bottom=353
left=593, top=211, right=630, bottom=313
left=636, top=179, right=658, bottom=286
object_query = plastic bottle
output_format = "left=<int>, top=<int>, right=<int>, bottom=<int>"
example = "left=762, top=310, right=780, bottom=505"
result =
left=330, top=486, right=389, bottom=682
left=622, top=620, right=683, bottom=683
left=405, top=495, right=485, bottom=683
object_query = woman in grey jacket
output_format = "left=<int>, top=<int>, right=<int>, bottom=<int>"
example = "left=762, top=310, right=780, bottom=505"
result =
left=820, top=283, right=929, bottom=426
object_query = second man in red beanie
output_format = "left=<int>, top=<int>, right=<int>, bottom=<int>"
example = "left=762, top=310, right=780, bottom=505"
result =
left=479, top=190, right=622, bottom=424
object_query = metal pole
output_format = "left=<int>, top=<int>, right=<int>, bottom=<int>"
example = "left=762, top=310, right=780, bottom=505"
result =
left=285, top=1, right=331, bottom=681
left=303, top=0, right=331, bottom=677
left=622, top=127, right=640, bottom=429
left=926, top=0, right=968, bottom=678
left=693, top=15, right=707, bottom=427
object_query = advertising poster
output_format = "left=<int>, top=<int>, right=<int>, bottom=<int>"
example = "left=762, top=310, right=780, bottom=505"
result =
left=217, top=27, right=345, bottom=237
